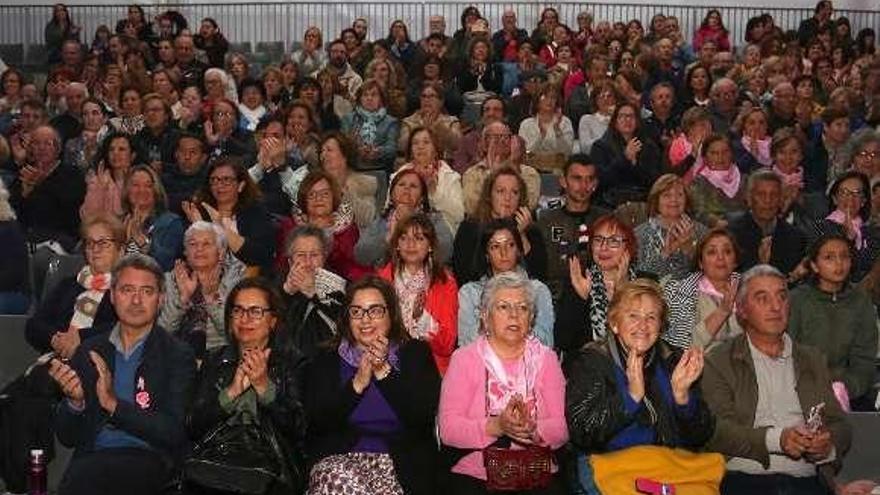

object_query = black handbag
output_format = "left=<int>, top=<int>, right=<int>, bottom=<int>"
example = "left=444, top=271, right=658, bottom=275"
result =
left=183, top=410, right=289, bottom=495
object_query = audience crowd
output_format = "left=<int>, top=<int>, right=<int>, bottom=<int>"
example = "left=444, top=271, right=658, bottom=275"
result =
left=0, top=1, right=879, bottom=494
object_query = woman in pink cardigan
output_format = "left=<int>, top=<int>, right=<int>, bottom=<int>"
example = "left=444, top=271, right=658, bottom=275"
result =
left=377, top=212, right=458, bottom=374
left=438, top=271, right=568, bottom=494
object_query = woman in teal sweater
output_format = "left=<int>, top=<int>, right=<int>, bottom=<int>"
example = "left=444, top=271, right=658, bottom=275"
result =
left=788, top=233, right=879, bottom=410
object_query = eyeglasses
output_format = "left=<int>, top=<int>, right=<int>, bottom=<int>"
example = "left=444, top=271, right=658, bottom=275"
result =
left=492, top=300, right=531, bottom=317
left=420, top=93, right=440, bottom=99
left=592, top=235, right=625, bottom=248
left=348, top=304, right=387, bottom=320
left=210, top=176, right=237, bottom=186
left=857, top=150, right=878, bottom=159
left=231, top=305, right=273, bottom=320
left=84, top=238, right=115, bottom=251
left=485, top=133, right=511, bottom=141
left=214, top=111, right=234, bottom=118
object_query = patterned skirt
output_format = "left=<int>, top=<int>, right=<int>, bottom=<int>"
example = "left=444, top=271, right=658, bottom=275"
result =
left=308, top=452, right=404, bottom=495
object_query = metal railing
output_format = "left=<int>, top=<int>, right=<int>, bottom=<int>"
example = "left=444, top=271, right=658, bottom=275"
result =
left=1, top=2, right=879, bottom=67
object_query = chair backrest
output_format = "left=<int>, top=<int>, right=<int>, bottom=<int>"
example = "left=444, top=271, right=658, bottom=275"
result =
left=0, top=315, right=37, bottom=390
left=839, top=412, right=880, bottom=481
left=39, top=253, right=85, bottom=304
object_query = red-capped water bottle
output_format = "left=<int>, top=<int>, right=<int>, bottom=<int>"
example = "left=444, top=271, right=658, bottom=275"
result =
left=28, top=449, right=47, bottom=495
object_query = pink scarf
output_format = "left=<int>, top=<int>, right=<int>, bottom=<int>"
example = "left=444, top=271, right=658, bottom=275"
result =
left=772, top=164, right=804, bottom=189
left=697, top=275, right=726, bottom=300
left=698, top=164, right=742, bottom=199
left=741, top=136, right=772, bottom=166
left=827, top=209, right=865, bottom=249
left=478, top=335, right=547, bottom=416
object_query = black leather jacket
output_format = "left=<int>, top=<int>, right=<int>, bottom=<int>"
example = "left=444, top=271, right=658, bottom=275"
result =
left=564, top=339, right=715, bottom=454
left=188, top=341, right=307, bottom=490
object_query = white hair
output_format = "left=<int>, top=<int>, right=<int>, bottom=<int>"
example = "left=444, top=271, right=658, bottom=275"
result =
left=184, top=221, right=228, bottom=253
left=204, top=67, right=239, bottom=103
left=479, top=271, right=536, bottom=335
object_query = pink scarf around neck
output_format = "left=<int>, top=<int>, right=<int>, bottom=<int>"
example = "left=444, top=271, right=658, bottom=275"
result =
left=698, top=164, right=742, bottom=199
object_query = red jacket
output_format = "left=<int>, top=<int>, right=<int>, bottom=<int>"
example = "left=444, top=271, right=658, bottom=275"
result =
left=693, top=26, right=731, bottom=52
left=377, top=263, right=458, bottom=375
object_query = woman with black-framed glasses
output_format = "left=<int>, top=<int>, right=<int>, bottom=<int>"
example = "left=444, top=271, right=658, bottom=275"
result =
left=25, top=214, right=123, bottom=356
left=303, top=275, right=441, bottom=495
left=187, top=277, right=307, bottom=493
left=555, top=214, right=641, bottom=356
left=184, top=156, right=275, bottom=274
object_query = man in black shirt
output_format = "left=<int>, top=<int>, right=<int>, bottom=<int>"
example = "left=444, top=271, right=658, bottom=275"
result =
left=537, top=154, right=609, bottom=298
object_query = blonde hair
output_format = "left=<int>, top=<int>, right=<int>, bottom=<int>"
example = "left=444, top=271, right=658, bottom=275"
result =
left=607, top=278, right=667, bottom=331
left=80, top=213, right=126, bottom=245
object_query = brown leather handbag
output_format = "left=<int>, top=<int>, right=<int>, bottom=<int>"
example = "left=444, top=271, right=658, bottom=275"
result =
left=483, top=443, right=554, bottom=491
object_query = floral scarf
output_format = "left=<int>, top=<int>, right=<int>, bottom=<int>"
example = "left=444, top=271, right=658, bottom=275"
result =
left=69, top=265, right=111, bottom=331
left=394, top=268, right=431, bottom=339
left=354, top=106, right=387, bottom=146
left=478, top=335, right=547, bottom=416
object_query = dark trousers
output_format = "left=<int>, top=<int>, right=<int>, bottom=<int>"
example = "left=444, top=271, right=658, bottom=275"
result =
left=447, top=472, right=568, bottom=495
left=59, top=447, right=170, bottom=495
left=721, top=472, right=831, bottom=495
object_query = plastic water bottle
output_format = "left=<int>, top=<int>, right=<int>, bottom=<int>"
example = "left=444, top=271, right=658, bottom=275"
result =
left=27, top=449, right=47, bottom=495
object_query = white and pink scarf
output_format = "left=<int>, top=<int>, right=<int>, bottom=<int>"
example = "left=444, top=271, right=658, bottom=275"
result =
left=478, top=335, right=547, bottom=416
